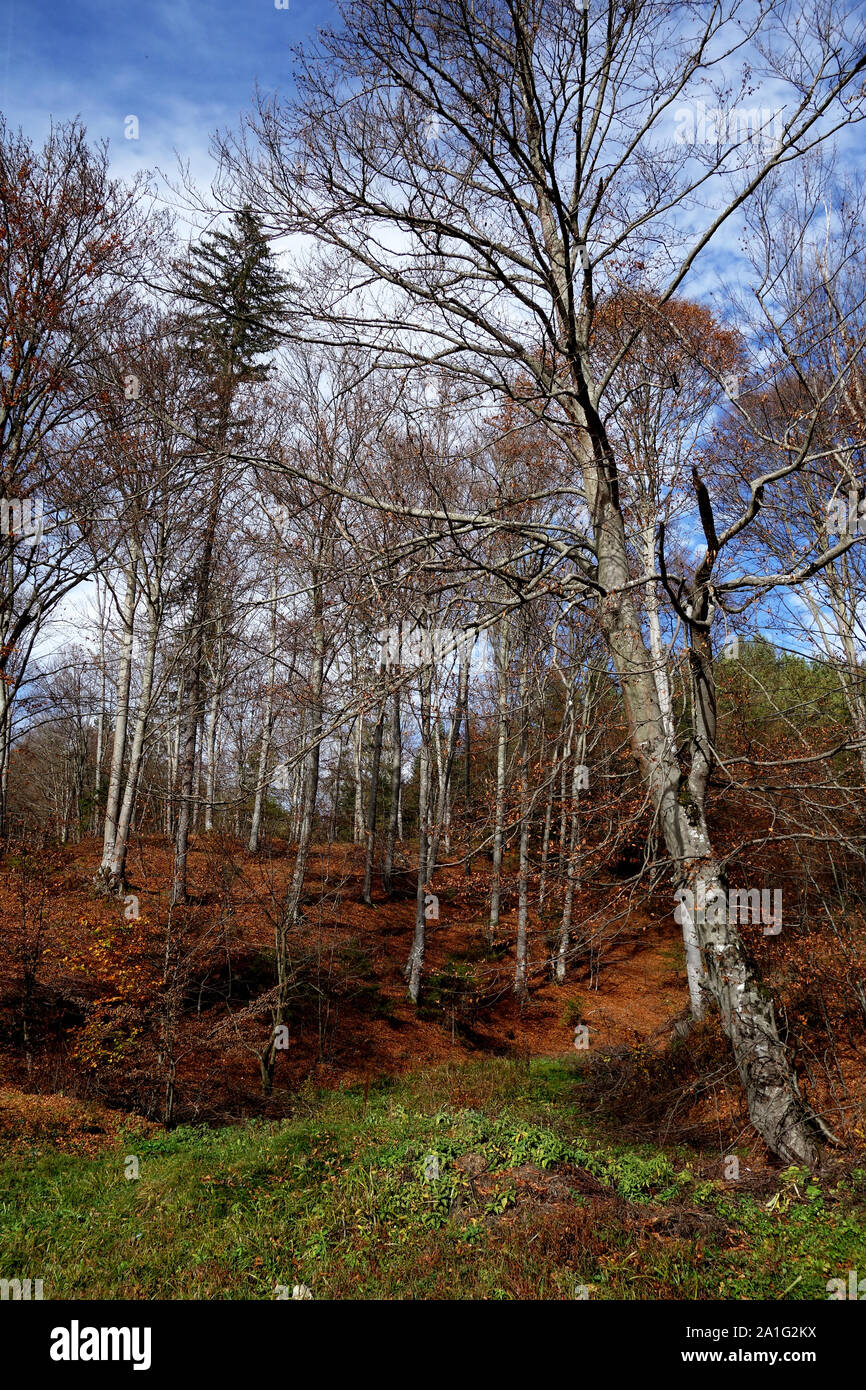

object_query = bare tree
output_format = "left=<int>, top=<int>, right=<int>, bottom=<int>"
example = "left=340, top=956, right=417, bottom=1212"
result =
left=0, top=119, right=152, bottom=834
left=222, top=0, right=866, bottom=1161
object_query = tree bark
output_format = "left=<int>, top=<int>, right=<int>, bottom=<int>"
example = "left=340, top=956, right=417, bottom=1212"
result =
left=249, top=567, right=278, bottom=853
left=382, top=689, right=402, bottom=891
left=361, top=678, right=387, bottom=904
left=488, top=616, right=511, bottom=940
left=98, top=561, right=137, bottom=881
left=406, top=660, right=432, bottom=1003
left=514, top=648, right=531, bottom=998
left=203, top=621, right=222, bottom=834
left=557, top=676, right=591, bottom=984
left=262, top=570, right=324, bottom=1090
left=580, top=410, right=817, bottom=1164
left=427, top=671, right=464, bottom=881
left=171, top=460, right=223, bottom=906
left=105, top=582, right=160, bottom=893
left=329, top=729, right=345, bottom=843
left=462, top=639, right=472, bottom=876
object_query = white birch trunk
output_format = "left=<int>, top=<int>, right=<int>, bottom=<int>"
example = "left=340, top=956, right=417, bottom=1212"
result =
left=98, top=562, right=137, bottom=878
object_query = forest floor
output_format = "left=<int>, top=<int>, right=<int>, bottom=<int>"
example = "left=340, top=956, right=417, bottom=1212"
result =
left=0, top=835, right=697, bottom=1119
left=0, top=835, right=865, bottom=1299
left=1, top=1058, right=864, bottom=1300
left=0, top=834, right=864, bottom=1153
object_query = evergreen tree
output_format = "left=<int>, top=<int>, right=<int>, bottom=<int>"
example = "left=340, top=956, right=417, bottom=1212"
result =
left=169, top=210, right=291, bottom=904
left=174, top=207, right=292, bottom=389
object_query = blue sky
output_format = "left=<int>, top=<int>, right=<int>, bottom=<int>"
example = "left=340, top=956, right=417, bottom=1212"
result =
left=4, top=1, right=861, bottom=663
left=2, top=1, right=860, bottom=260
left=2, top=2, right=860, bottom=379
left=0, top=0, right=334, bottom=182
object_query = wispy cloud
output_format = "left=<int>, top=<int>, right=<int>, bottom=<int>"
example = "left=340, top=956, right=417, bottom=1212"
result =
left=0, top=0, right=332, bottom=180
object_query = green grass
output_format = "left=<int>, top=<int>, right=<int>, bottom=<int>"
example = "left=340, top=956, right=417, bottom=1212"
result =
left=1, top=1059, right=864, bottom=1299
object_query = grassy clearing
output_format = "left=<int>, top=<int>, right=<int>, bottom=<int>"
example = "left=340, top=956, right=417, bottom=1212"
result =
left=1, top=1059, right=863, bottom=1300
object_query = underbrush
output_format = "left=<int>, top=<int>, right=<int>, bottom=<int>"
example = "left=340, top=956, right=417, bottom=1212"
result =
left=1, top=1058, right=863, bottom=1300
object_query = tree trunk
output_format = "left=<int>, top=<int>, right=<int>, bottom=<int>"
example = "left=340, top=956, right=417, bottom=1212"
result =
left=92, top=580, right=107, bottom=835
left=540, top=675, right=573, bottom=909
left=329, top=729, right=345, bottom=842
left=171, top=641, right=203, bottom=905
left=645, top=520, right=675, bottom=745
left=165, top=680, right=183, bottom=840
left=203, top=650, right=221, bottom=836
left=488, top=617, right=510, bottom=940
left=462, top=639, right=472, bottom=876
left=382, top=689, right=401, bottom=891
left=249, top=568, right=278, bottom=853
left=406, top=661, right=432, bottom=1003
left=172, top=463, right=222, bottom=906
left=98, top=561, right=137, bottom=880
left=262, top=573, right=324, bottom=1090
left=105, top=587, right=159, bottom=893
left=352, top=710, right=364, bottom=845
left=361, top=681, right=387, bottom=904
left=427, top=678, right=464, bottom=881
left=581, top=414, right=817, bottom=1165
left=0, top=682, right=11, bottom=839
left=557, top=686, right=589, bottom=984
left=514, top=649, right=531, bottom=998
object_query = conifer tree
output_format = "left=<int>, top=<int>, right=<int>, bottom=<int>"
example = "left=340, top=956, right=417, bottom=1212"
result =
left=176, top=207, right=292, bottom=392
left=170, top=211, right=291, bottom=903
